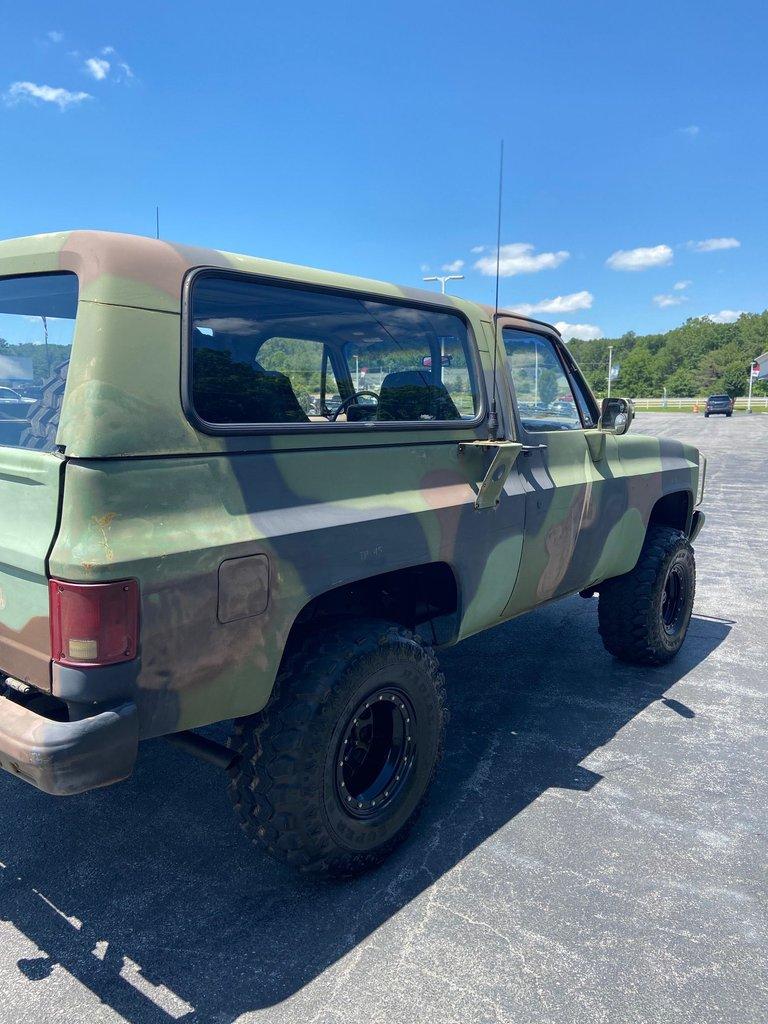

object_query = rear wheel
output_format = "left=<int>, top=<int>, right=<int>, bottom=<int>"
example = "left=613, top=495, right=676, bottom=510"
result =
left=598, top=525, right=695, bottom=665
left=227, top=619, right=447, bottom=875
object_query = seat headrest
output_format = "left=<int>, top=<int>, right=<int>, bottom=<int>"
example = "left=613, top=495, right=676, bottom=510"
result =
left=376, top=370, right=461, bottom=422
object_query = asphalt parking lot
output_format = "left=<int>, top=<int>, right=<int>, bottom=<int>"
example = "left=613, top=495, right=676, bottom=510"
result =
left=0, top=412, right=765, bottom=1024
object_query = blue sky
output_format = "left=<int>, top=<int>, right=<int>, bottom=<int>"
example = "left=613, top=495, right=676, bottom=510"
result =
left=1, top=1, right=766, bottom=341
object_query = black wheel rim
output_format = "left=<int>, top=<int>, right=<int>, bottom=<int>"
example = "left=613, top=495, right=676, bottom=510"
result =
left=662, top=563, right=687, bottom=636
left=335, top=689, right=416, bottom=820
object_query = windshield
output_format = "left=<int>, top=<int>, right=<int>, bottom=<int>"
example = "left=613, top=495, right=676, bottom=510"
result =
left=0, top=273, right=77, bottom=450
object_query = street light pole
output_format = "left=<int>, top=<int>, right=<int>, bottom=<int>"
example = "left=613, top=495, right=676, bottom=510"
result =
left=422, top=274, right=465, bottom=295
left=41, top=315, right=50, bottom=378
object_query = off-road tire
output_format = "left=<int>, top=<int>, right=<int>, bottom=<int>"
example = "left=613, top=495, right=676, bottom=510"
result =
left=227, top=619, right=447, bottom=875
left=598, top=525, right=695, bottom=665
left=18, top=359, right=69, bottom=451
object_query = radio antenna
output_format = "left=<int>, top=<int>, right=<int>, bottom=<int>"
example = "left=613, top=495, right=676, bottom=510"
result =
left=488, top=139, right=504, bottom=439
left=155, top=206, right=160, bottom=240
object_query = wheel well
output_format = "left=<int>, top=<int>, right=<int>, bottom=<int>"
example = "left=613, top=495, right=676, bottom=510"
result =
left=288, top=562, right=460, bottom=648
left=648, top=491, right=692, bottom=535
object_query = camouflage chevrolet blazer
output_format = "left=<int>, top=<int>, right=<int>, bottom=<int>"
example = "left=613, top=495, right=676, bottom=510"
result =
left=0, top=231, right=706, bottom=874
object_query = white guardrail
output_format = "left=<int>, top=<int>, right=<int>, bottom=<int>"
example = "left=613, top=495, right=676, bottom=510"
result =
left=631, top=396, right=768, bottom=410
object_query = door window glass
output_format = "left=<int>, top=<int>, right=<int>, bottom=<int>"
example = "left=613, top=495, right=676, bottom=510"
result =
left=502, top=329, right=583, bottom=432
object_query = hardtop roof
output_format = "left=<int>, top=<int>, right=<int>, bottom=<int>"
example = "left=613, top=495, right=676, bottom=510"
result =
left=0, top=230, right=557, bottom=333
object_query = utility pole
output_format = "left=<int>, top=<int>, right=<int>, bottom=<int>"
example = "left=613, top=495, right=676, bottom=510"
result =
left=607, top=345, right=614, bottom=398
left=747, top=359, right=758, bottom=413
left=422, top=274, right=464, bottom=295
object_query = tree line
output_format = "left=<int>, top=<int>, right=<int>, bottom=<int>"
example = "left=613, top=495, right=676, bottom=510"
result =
left=3, top=310, right=768, bottom=401
left=0, top=338, right=72, bottom=382
left=567, top=312, right=768, bottom=398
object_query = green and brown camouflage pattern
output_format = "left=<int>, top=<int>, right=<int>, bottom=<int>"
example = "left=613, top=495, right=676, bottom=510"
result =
left=0, top=231, right=703, bottom=751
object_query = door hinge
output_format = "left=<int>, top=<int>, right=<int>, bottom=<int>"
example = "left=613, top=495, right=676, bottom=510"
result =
left=458, top=440, right=523, bottom=510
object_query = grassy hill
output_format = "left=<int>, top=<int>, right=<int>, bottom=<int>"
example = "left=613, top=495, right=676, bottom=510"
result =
left=567, top=312, right=768, bottom=399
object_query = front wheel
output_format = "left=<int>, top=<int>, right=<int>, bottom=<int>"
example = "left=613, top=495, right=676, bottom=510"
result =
left=227, top=619, right=447, bottom=875
left=598, top=525, right=696, bottom=665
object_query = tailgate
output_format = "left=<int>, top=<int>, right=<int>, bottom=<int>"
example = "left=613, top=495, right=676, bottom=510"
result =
left=0, top=446, right=63, bottom=689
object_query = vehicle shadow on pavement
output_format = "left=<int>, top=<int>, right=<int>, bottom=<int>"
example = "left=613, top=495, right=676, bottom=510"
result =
left=0, top=598, right=731, bottom=1023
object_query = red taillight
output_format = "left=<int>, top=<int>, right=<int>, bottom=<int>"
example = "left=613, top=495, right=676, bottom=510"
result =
left=49, top=579, right=139, bottom=667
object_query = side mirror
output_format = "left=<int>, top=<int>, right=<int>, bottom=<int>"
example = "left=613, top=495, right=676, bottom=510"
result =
left=600, top=397, right=634, bottom=435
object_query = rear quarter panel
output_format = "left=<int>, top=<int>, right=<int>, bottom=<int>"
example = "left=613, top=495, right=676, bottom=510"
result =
left=50, top=443, right=524, bottom=739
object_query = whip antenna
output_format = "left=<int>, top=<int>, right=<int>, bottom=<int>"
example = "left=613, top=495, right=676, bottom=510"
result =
left=488, top=139, right=504, bottom=439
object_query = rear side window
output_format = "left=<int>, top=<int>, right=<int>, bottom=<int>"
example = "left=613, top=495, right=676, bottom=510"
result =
left=188, top=274, right=481, bottom=429
left=0, top=273, right=78, bottom=451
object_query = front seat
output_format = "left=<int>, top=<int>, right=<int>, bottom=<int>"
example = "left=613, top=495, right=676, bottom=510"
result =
left=192, top=339, right=310, bottom=424
left=376, top=370, right=461, bottom=422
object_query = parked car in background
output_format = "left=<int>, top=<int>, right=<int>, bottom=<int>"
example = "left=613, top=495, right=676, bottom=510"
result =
left=0, top=386, right=31, bottom=402
left=15, top=384, right=44, bottom=401
left=0, top=385, right=36, bottom=423
left=705, top=394, right=733, bottom=417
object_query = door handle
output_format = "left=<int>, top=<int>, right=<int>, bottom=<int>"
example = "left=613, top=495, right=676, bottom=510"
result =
left=521, top=443, right=547, bottom=454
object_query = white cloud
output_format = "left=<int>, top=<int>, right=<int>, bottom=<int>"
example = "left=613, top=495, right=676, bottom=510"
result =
left=673, top=280, right=691, bottom=290
left=704, top=310, right=744, bottom=324
left=475, top=243, right=570, bottom=277
left=441, top=259, right=464, bottom=273
left=555, top=322, right=603, bottom=341
left=4, top=81, right=92, bottom=111
left=117, top=62, right=134, bottom=79
left=677, top=125, right=700, bottom=137
left=606, top=244, right=673, bottom=271
left=653, top=293, right=686, bottom=308
left=688, top=237, right=740, bottom=252
left=102, top=46, right=116, bottom=55
left=512, top=290, right=593, bottom=316
left=470, top=245, right=485, bottom=254
left=419, top=263, right=430, bottom=273
left=47, top=31, right=63, bottom=43
left=85, top=57, right=110, bottom=80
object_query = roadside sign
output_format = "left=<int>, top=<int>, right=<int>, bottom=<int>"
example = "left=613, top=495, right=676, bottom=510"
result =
left=609, top=363, right=620, bottom=381
left=751, top=362, right=760, bottom=378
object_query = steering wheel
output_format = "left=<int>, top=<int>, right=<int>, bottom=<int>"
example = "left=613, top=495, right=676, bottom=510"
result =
left=330, top=390, right=380, bottom=422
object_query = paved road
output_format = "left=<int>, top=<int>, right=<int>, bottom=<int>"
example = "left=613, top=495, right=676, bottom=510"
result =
left=0, top=414, right=765, bottom=1024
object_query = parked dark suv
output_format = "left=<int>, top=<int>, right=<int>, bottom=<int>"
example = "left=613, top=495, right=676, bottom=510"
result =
left=705, top=394, right=733, bottom=417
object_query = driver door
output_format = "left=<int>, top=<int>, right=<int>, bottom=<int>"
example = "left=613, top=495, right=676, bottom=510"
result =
left=499, top=324, right=618, bottom=615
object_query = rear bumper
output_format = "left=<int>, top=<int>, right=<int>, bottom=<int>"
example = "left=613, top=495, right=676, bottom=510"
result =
left=0, top=694, right=138, bottom=795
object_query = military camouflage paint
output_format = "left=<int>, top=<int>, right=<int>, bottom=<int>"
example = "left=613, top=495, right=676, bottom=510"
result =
left=0, top=231, right=703, bottom=764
